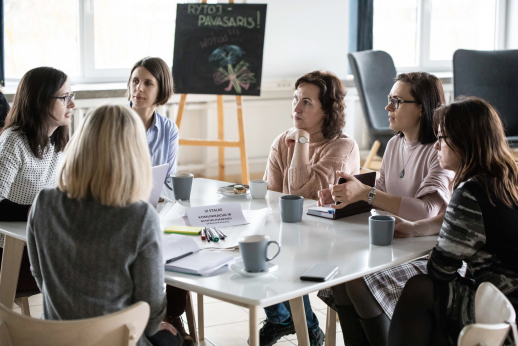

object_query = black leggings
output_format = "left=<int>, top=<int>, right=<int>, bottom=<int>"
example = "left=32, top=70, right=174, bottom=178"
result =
left=387, top=274, right=434, bottom=346
left=148, top=330, right=184, bottom=346
left=331, top=277, right=384, bottom=319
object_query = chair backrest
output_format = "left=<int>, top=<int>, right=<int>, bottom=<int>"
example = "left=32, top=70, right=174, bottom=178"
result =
left=453, top=49, right=518, bottom=137
left=457, top=323, right=510, bottom=346
left=0, top=301, right=150, bottom=346
left=475, top=282, right=516, bottom=324
left=458, top=282, right=517, bottom=346
left=348, top=50, right=396, bottom=154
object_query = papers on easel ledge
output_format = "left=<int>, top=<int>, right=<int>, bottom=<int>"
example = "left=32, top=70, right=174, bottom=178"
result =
left=162, top=234, right=235, bottom=276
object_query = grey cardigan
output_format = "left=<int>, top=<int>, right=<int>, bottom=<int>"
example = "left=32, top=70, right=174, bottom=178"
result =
left=27, top=188, right=166, bottom=346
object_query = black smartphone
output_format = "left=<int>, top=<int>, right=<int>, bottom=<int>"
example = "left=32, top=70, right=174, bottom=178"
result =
left=300, top=264, right=339, bottom=282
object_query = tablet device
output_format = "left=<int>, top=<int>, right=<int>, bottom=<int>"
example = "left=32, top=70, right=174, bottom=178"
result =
left=307, top=171, right=376, bottom=219
left=149, top=164, right=169, bottom=208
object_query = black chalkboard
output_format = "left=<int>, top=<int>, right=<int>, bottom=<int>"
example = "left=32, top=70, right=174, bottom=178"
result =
left=172, top=4, right=267, bottom=96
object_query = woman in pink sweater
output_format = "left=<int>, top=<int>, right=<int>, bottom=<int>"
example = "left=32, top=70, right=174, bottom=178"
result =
left=258, top=71, right=360, bottom=346
left=264, top=70, right=360, bottom=201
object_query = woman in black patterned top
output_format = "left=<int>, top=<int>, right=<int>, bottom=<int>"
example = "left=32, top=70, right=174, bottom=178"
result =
left=387, top=97, right=518, bottom=346
left=0, top=67, right=74, bottom=291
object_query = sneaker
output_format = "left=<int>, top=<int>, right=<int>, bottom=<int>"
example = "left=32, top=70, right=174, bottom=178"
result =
left=248, top=319, right=296, bottom=346
left=309, top=327, right=325, bottom=346
left=169, top=315, right=195, bottom=346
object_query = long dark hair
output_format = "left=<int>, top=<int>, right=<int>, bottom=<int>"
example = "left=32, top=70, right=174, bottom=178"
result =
left=396, top=72, right=445, bottom=145
left=434, top=96, right=518, bottom=207
left=1, top=67, right=69, bottom=158
left=127, top=57, right=174, bottom=106
left=295, top=71, right=346, bottom=139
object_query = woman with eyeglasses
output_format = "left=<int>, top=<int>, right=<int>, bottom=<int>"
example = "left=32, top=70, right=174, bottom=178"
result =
left=317, top=72, right=455, bottom=346
left=387, top=97, right=518, bottom=346
left=0, top=66, right=74, bottom=294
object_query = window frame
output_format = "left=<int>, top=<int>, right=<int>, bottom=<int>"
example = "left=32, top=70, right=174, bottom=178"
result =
left=394, top=0, right=507, bottom=73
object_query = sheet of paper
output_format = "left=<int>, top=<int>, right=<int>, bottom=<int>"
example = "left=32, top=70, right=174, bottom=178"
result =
left=161, top=234, right=200, bottom=264
left=185, top=203, right=248, bottom=227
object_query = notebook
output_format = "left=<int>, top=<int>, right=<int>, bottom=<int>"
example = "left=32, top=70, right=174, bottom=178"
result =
left=162, top=234, right=235, bottom=276
left=149, top=164, right=169, bottom=208
left=307, top=171, right=376, bottom=219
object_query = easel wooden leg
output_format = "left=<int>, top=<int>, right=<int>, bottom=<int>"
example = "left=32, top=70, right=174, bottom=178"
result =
left=176, top=94, right=187, bottom=131
left=217, top=95, right=225, bottom=181
left=185, top=291, right=198, bottom=342
left=236, top=96, right=250, bottom=184
left=289, top=296, right=310, bottom=346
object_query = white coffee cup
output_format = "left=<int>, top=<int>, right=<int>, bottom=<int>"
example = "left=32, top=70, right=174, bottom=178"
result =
left=249, top=179, right=268, bottom=199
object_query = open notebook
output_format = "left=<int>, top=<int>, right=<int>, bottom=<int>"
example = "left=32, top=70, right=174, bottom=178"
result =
left=162, top=234, right=235, bottom=276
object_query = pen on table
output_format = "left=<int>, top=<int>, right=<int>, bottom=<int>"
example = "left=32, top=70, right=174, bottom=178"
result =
left=210, top=228, right=219, bottom=242
left=214, top=228, right=225, bottom=240
left=205, top=227, right=211, bottom=242
left=200, top=228, right=206, bottom=241
left=215, top=227, right=227, bottom=239
left=166, top=252, right=193, bottom=264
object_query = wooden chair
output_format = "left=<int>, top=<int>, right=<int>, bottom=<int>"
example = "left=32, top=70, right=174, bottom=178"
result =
left=458, top=282, right=517, bottom=346
left=362, top=140, right=382, bottom=171
left=0, top=301, right=150, bottom=346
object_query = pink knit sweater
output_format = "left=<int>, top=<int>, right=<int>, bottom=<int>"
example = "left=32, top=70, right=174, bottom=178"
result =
left=264, top=129, right=360, bottom=200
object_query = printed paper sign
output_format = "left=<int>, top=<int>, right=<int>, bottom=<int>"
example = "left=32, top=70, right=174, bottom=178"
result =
left=185, top=203, right=248, bottom=227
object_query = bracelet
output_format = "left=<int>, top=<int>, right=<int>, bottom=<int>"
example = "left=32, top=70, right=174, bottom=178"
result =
left=367, top=187, right=376, bottom=205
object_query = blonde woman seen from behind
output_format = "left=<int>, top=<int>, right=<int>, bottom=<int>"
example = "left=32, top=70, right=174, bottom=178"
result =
left=27, top=105, right=182, bottom=346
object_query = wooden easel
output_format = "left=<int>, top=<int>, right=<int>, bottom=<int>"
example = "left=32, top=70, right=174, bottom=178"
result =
left=175, top=0, right=249, bottom=184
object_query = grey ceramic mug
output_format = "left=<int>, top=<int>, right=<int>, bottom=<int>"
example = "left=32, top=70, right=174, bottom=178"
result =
left=280, top=195, right=304, bottom=223
left=369, top=215, right=395, bottom=246
left=168, top=173, right=193, bottom=200
left=238, top=235, right=281, bottom=272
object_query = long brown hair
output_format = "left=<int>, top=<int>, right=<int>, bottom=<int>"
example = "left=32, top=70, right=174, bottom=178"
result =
left=1, top=67, right=69, bottom=158
left=295, top=71, right=346, bottom=139
left=127, top=57, right=174, bottom=106
left=434, top=96, right=518, bottom=207
left=395, top=72, right=445, bottom=145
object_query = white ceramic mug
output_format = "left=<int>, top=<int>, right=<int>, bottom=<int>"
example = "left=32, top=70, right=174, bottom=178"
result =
left=249, top=179, right=268, bottom=199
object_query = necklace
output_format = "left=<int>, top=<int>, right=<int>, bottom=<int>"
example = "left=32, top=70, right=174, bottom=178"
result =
left=400, top=143, right=418, bottom=178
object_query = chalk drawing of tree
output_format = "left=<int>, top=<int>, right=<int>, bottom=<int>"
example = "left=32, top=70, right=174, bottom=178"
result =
left=210, top=45, right=256, bottom=93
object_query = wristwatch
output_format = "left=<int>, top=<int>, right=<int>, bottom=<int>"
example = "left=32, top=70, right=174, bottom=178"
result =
left=297, top=136, right=309, bottom=144
left=367, top=187, right=376, bottom=205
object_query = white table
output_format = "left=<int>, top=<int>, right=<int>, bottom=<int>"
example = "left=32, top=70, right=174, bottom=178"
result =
left=159, top=179, right=438, bottom=345
left=0, top=178, right=438, bottom=346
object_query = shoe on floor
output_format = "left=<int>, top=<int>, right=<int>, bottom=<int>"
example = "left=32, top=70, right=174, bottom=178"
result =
left=247, top=318, right=296, bottom=346
left=309, top=326, right=325, bottom=346
left=168, top=315, right=194, bottom=346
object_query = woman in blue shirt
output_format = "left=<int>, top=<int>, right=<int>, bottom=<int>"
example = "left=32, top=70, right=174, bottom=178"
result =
left=128, top=56, right=179, bottom=176
left=127, top=57, right=192, bottom=344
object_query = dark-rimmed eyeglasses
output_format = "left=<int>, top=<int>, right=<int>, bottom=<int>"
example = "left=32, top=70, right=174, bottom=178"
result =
left=387, top=95, right=417, bottom=109
left=51, top=93, right=75, bottom=107
left=437, top=136, right=449, bottom=148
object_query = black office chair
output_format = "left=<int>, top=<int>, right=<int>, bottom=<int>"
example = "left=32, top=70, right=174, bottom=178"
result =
left=348, top=50, right=396, bottom=157
left=453, top=49, right=518, bottom=147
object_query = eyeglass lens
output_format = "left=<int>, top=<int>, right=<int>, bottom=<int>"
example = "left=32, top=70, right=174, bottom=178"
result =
left=387, top=96, right=399, bottom=109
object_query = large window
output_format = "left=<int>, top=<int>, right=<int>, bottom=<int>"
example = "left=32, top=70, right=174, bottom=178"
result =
left=373, top=0, right=506, bottom=71
left=5, top=0, right=182, bottom=83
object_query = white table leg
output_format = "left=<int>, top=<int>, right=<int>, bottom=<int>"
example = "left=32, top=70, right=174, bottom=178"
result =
left=185, top=291, right=198, bottom=342
left=249, top=305, right=259, bottom=346
left=0, top=236, right=25, bottom=310
left=289, top=296, right=310, bottom=346
left=197, top=294, right=204, bottom=341
left=325, top=306, right=337, bottom=346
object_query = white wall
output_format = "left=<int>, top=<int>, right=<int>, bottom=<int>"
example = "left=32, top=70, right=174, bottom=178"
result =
left=247, top=0, right=350, bottom=80
left=506, top=0, right=518, bottom=49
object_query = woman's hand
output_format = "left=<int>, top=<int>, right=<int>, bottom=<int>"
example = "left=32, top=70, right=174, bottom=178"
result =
left=393, top=216, right=416, bottom=238
left=330, top=171, right=370, bottom=209
left=159, top=322, right=178, bottom=336
left=318, top=188, right=334, bottom=206
left=285, top=128, right=310, bottom=149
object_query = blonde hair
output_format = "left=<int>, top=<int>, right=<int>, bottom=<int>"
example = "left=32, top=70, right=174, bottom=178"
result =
left=58, top=105, right=152, bottom=207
